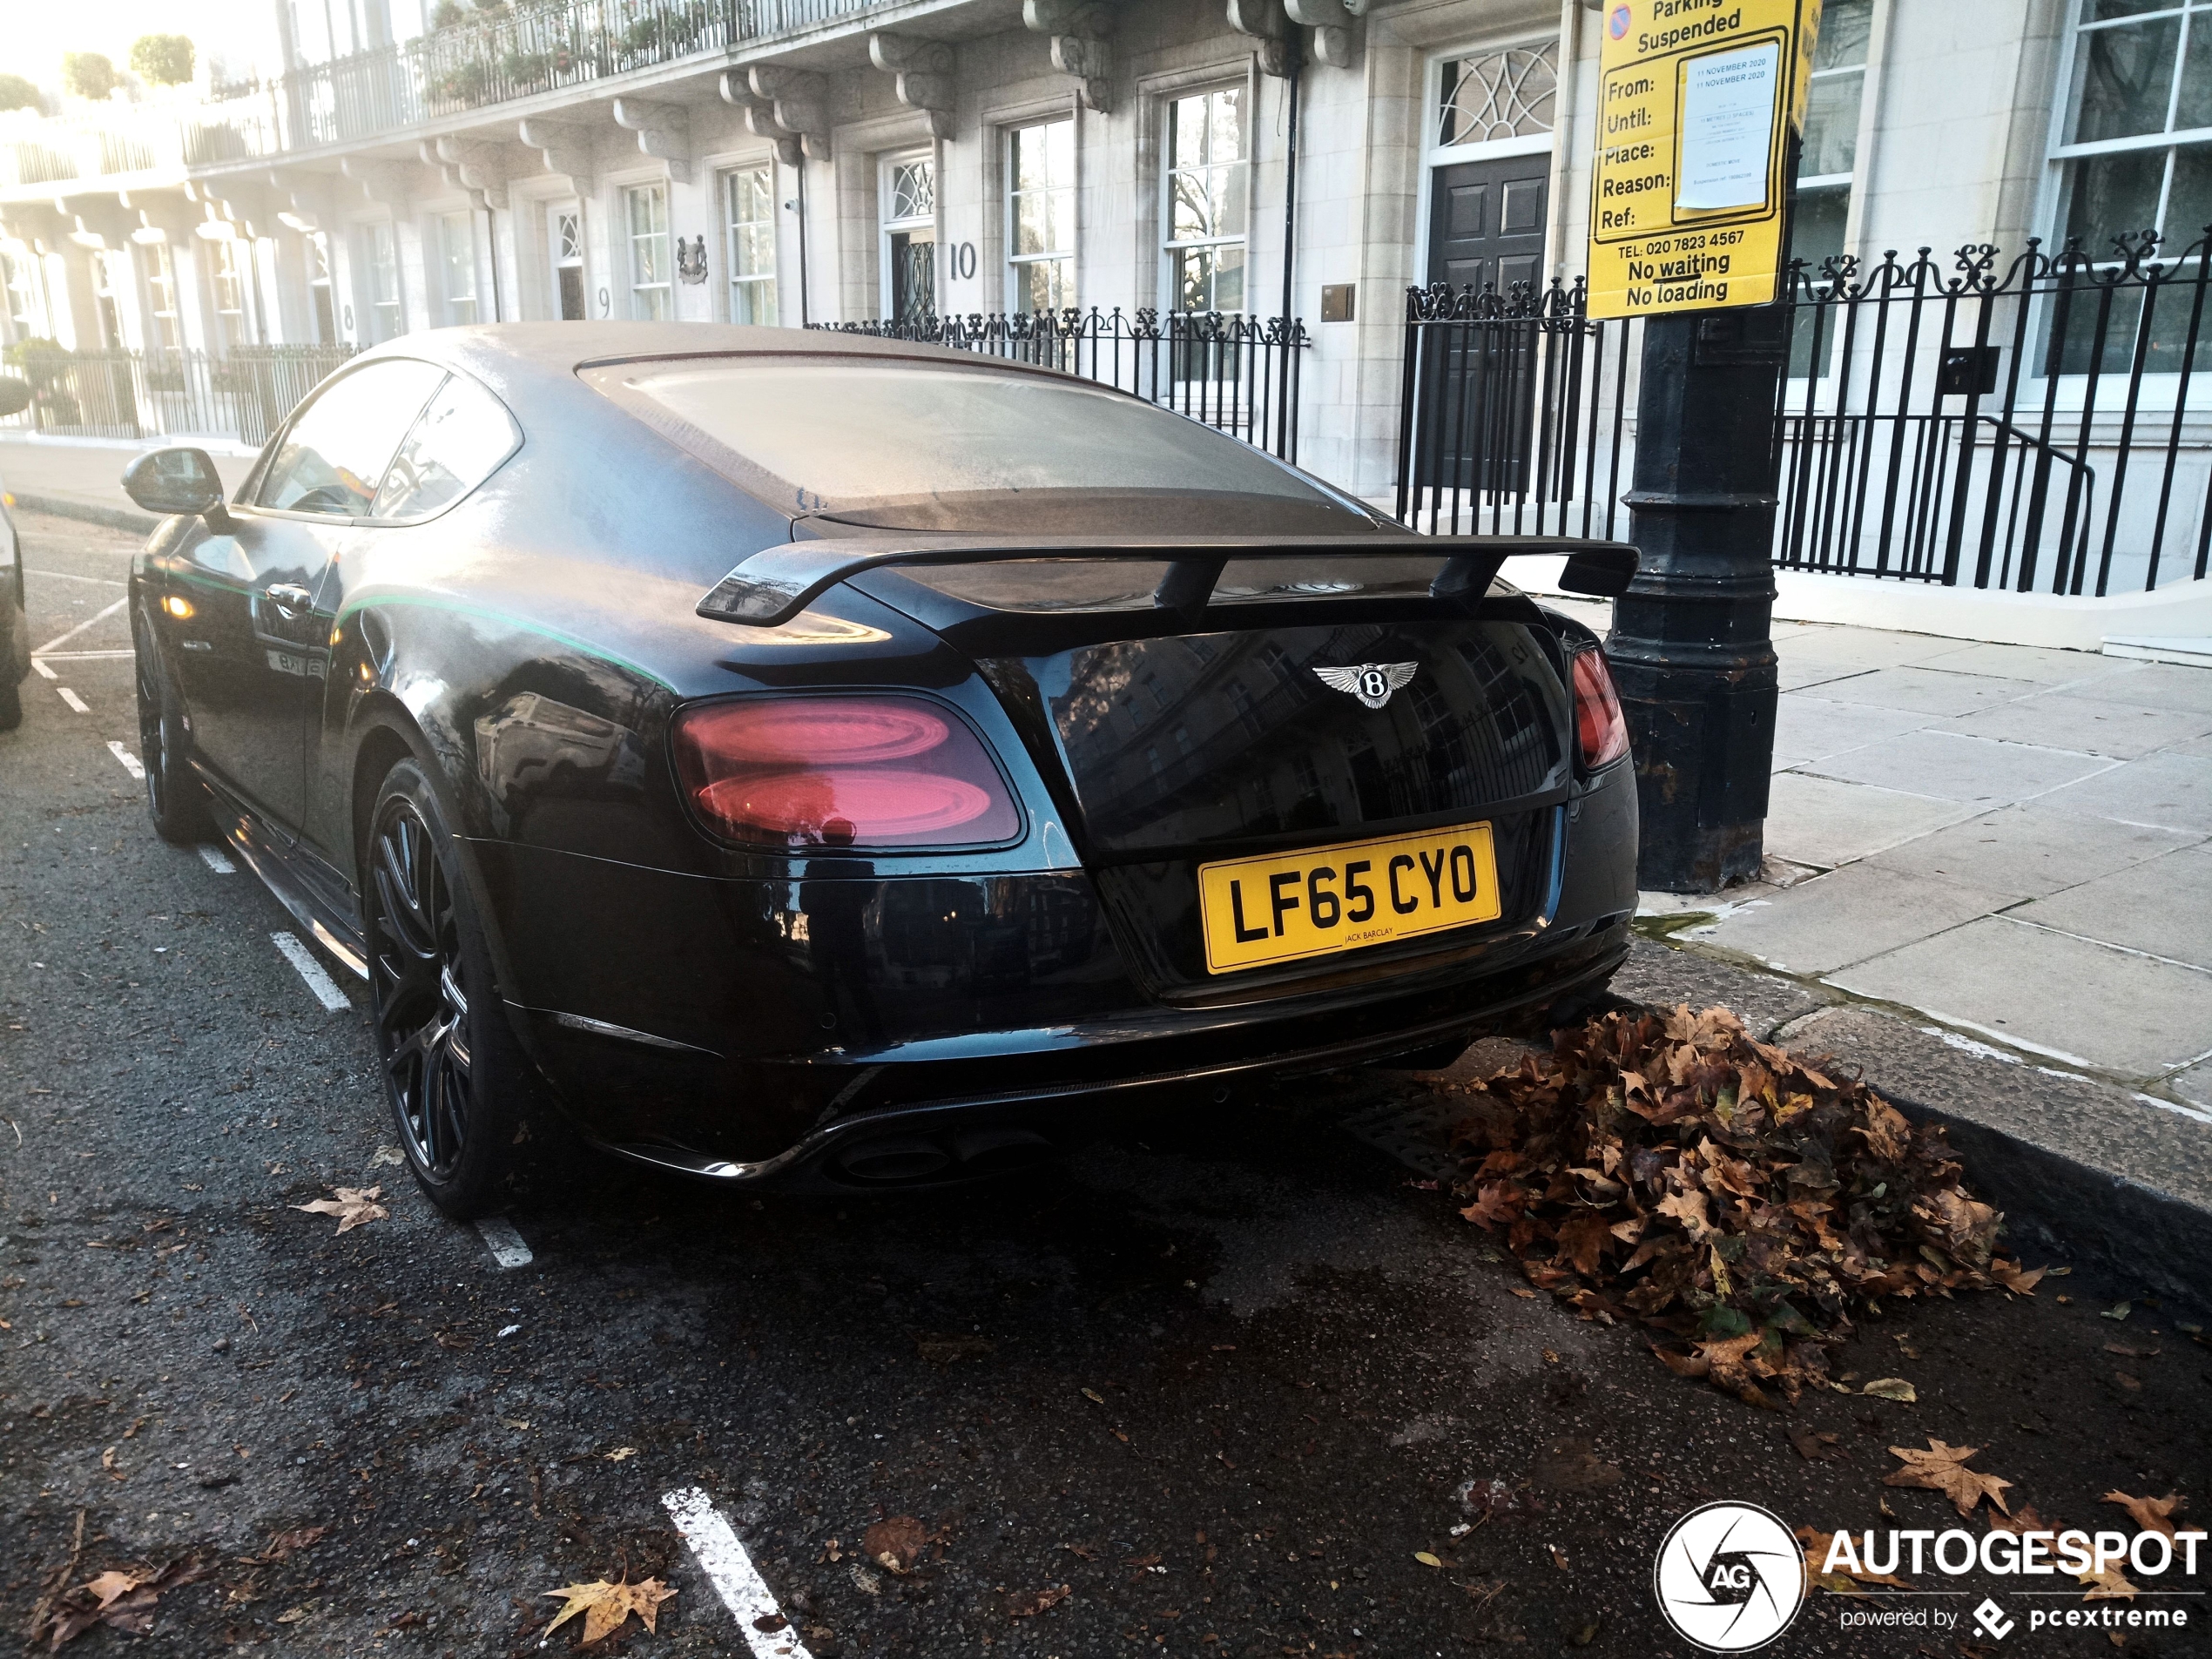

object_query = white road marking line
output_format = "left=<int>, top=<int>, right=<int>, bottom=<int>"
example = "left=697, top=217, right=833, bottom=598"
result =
left=475, top=1215, right=534, bottom=1269
left=661, top=1487, right=814, bottom=1659
left=197, top=844, right=237, bottom=874
left=271, top=931, right=351, bottom=1012
left=56, top=686, right=91, bottom=714
left=30, top=660, right=57, bottom=680
left=33, top=596, right=129, bottom=656
left=106, top=741, right=145, bottom=780
left=34, top=649, right=135, bottom=660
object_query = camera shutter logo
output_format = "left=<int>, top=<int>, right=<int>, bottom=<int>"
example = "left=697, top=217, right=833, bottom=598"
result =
left=1653, top=1501, right=1804, bottom=1652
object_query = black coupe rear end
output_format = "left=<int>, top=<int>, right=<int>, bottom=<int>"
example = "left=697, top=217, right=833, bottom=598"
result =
left=124, top=324, right=1637, bottom=1214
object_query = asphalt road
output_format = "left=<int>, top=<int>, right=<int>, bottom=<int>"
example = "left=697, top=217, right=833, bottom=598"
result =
left=3, top=509, right=2209, bottom=1659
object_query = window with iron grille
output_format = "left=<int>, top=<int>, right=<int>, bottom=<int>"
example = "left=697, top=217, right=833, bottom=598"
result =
left=2047, top=0, right=2212, bottom=372
left=1008, top=118, right=1076, bottom=314
left=882, top=154, right=937, bottom=320
left=725, top=164, right=778, bottom=326
left=1164, top=87, right=1247, bottom=314
left=626, top=183, right=672, bottom=320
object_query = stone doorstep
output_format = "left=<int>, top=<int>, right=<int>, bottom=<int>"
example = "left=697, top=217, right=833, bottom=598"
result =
left=1348, top=938, right=2212, bottom=1318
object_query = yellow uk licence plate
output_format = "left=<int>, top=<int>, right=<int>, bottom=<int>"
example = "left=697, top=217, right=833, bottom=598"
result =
left=1197, top=821, right=1502, bottom=974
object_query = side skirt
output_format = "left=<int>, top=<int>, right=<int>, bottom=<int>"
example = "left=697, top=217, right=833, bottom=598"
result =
left=196, top=764, right=370, bottom=981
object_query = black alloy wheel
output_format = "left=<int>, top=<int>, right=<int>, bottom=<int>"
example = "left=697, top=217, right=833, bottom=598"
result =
left=365, top=759, right=522, bottom=1217
left=133, top=612, right=210, bottom=842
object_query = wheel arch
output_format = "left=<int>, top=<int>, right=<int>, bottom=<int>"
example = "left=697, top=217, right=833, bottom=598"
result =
left=345, top=697, right=527, bottom=1015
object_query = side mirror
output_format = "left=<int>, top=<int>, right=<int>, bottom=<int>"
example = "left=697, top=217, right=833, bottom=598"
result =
left=0, top=377, right=29, bottom=418
left=122, top=448, right=235, bottom=531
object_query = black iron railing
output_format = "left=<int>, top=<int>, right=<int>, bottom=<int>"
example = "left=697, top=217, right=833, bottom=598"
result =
left=1397, top=231, right=2212, bottom=595
left=0, top=344, right=354, bottom=448
left=820, top=307, right=1311, bottom=463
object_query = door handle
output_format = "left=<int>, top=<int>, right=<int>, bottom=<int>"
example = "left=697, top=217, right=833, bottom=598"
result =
left=263, top=583, right=314, bottom=615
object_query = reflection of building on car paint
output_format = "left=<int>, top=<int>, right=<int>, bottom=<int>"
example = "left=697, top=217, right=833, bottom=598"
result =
left=118, top=321, right=1642, bottom=1218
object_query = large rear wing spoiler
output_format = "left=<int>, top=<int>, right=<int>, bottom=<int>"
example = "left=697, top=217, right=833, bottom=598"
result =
left=697, top=533, right=1638, bottom=627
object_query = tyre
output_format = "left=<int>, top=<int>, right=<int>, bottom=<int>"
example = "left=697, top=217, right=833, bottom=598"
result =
left=363, top=757, right=529, bottom=1220
left=133, top=615, right=211, bottom=842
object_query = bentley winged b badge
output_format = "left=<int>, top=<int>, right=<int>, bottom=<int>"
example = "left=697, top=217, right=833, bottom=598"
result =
left=1313, top=662, right=1418, bottom=711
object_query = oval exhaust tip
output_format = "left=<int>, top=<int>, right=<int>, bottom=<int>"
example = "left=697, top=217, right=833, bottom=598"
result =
left=836, top=1136, right=956, bottom=1183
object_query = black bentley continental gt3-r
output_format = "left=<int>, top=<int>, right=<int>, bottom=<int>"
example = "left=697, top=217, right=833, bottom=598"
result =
left=121, top=323, right=1640, bottom=1217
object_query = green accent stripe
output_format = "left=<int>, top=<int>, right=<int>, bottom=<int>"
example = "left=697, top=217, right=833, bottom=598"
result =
left=334, top=593, right=676, bottom=691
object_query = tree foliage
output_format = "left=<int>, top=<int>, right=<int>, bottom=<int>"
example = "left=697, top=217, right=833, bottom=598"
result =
left=0, top=73, right=40, bottom=113
left=130, top=35, right=196, bottom=87
left=62, top=52, right=117, bottom=101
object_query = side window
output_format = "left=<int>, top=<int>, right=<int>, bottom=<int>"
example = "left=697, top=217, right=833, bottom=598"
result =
left=256, top=360, right=447, bottom=516
left=372, top=374, right=523, bottom=521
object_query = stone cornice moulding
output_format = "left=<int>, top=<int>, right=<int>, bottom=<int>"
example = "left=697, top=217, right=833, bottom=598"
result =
left=516, top=117, right=597, bottom=195
left=718, top=71, right=803, bottom=168
left=341, top=156, right=419, bottom=211
left=1284, top=0, right=1362, bottom=67
left=611, top=98, right=694, bottom=185
left=747, top=66, right=833, bottom=161
left=433, top=137, right=516, bottom=211
left=867, top=33, right=958, bottom=140
left=265, top=169, right=341, bottom=233
left=1022, top=0, right=1116, bottom=113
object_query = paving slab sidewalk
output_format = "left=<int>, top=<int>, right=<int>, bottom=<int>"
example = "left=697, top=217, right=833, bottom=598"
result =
left=1543, top=593, right=2212, bottom=1115
left=0, top=435, right=255, bottom=532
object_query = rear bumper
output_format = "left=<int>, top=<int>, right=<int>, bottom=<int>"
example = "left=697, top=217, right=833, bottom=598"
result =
left=556, top=928, right=1629, bottom=1190
left=469, top=756, right=1638, bottom=1184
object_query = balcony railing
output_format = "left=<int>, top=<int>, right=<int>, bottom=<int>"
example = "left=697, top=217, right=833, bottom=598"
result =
left=1, top=0, right=881, bottom=189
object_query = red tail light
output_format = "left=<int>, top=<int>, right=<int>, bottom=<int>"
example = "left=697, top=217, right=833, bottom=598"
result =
left=672, top=696, right=1021, bottom=849
left=1571, top=649, right=1630, bottom=770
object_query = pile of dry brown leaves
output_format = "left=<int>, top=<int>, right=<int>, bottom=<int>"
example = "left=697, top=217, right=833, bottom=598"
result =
left=1449, top=1005, right=2043, bottom=1406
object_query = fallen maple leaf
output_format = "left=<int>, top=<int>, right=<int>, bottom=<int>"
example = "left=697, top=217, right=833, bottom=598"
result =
left=1007, top=1584, right=1070, bottom=1618
left=239, top=1525, right=329, bottom=1566
left=1859, top=1378, right=1917, bottom=1403
left=1987, top=1503, right=2061, bottom=1538
left=2074, top=1562, right=2140, bottom=1601
left=1786, top=1426, right=1844, bottom=1462
left=33, top=1557, right=213, bottom=1649
left=2101, top=1491, right=2182, bottom=1541
left=1446, top=1004, right=2009, bottom=1411
left=290, top=1185, right=388, bottom=1235
left=1991, top=1261, right=2047, bottom=1295
left=864, top=1515, right=927, bottom=1574
left=541, top=1576, right=677, bottom=1643
left=1885, top=1440, right=2012, bottom=1516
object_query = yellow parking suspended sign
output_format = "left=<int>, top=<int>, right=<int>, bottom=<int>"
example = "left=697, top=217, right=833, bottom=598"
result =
left=1586, top=0, right=1824, bottom=320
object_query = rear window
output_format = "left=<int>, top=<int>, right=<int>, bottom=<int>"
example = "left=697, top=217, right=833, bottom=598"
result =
left=583, top=356, right=1345, bottom=522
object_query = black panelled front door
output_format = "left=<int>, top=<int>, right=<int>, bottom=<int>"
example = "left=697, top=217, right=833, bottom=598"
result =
left=1416, top=154, right=1552, bottom=493
left=1427, top=154, right=1549, bottom=297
